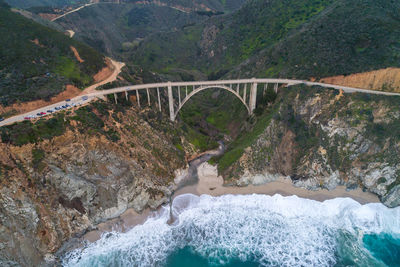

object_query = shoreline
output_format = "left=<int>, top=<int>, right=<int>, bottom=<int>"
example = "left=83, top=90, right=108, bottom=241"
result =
left=83, top=162, right=379, bottom=243
left=173, top=162, right=380, bottom=205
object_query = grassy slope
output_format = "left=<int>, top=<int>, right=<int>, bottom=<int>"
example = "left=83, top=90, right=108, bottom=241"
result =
left=0, top=2, right=105, bottom=105
left=132, top=0, right=336, bottom=75
left=132, top=0, right=400, bottom=80
left=233, top=0, right=400, bottom=79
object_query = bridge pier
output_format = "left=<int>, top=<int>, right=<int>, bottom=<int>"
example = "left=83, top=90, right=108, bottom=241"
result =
left=274, top=83, right=279, bottom=93
left=146, top=88, right=150, bottom=106
left=125, top=91, right=128, bottom=101
left=243, top=84, right=247, bottom=103
left=178, top=86, right=181, bottom=107
left=168, top=82, right=175, bottom=121
left=114, top=93, right=118, bottom=104
left=157, top=87, right=161, bottom=112
left=249, top=81, right=258, bottom=114
left=136, top=90, right=140, bottom=108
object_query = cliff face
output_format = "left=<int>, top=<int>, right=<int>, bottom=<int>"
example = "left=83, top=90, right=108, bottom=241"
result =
left=0, top=101, right=189, bottom=266
left=224, top=85, right=400, bottom=208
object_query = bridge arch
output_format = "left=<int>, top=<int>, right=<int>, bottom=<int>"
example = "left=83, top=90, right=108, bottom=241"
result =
left=172, top=85, right=250, bottom=121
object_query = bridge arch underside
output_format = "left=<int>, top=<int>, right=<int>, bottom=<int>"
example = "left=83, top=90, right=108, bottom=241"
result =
left=173, top=85, right=250, bottom=121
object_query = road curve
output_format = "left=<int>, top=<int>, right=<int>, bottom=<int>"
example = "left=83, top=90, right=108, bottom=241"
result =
left=1, top=78, right=399, bottom=127
left=0, top=59, right=124, bottom=127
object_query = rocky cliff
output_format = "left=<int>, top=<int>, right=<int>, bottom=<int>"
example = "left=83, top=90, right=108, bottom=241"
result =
left=222, top=85, right=400, bottom=208
left=0, top=100, right=192, bottom=266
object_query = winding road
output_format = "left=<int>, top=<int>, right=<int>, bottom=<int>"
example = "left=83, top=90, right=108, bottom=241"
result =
left=0, top=58, right=124, bottom=127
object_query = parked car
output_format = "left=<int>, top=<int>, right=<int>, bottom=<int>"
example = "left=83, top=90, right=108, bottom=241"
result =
left=37, top=113, right=42, bottom=116
left=40, top=112, right=46, bottom=115
left=82, top=96, right=88, bottom=101
left=66, top=99, right=71, bottom=102
left=24, top=117, right=30, bottom=120
left=47, top=110, right=54, bottom=113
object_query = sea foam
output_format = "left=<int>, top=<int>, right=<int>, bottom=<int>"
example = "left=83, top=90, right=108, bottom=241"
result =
left=62, top=194, right=400, bottom=267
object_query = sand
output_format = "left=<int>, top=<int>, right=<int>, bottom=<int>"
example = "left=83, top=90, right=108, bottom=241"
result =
left=174, top=162, right=379, bottom=204
left=83, top=162, right=379, bottom=243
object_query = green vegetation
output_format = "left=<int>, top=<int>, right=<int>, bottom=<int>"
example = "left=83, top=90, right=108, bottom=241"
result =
left=31, top=148, right=46, bottom=171
left=132, top=0, right=400, bottom=81
left=0, top=113, right=66, bottom=146
left=236, top=0, right=400, bottom=79
left=219, top=0, right=335, bottom=64
left=217, top=105, right=277, bottom=173
left=0, top=100, right=129, bottom=146
left=0, top=2, right=105, bottom=105
left=71, top=105, right=122, bottom=142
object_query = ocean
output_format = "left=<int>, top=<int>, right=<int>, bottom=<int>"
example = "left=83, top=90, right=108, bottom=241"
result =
left=62, top=194, right=400, bottom=266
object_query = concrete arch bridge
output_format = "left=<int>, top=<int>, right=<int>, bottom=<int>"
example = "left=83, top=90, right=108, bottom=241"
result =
left=86, top=78, right=400, bottom=122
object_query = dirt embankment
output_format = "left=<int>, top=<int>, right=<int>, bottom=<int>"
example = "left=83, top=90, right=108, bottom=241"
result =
left=0, top=85, right=82, bottom=115
left=321, top=68, right=400, bottom=93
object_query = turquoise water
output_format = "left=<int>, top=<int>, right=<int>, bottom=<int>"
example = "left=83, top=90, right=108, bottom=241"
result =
left=62, top=194, right=400, bottom=267
left=166, top=247, right=259, bottom=267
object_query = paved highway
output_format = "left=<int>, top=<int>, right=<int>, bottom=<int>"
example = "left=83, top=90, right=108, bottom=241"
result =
left=1, top=79, right=399, bottom=127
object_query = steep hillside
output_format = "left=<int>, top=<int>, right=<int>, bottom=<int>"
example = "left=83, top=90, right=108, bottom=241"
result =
left=232, top=0, right=400, bottom=80
left=132, top=0, right=400, bottom=83
left=0, top=98, right=196, bottom=265
left=56, top=3, right=207, bottom=58
left=0, top=2, right=105, bottom=106
left=215, top=85, right=400, bottom=208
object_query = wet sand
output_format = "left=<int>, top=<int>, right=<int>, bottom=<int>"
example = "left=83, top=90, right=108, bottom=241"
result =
left=83, top=162, right=379, bottom=243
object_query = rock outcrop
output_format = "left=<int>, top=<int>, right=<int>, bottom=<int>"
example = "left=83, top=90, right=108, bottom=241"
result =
left=224, top=85, right=400, bottom=207
left=0, top=101, right=190, bottom=266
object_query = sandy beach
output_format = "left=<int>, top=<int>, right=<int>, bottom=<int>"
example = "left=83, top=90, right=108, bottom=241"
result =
left=83, top=162, right=379, bottom=242
left=174, top=162, right=380, bottom=204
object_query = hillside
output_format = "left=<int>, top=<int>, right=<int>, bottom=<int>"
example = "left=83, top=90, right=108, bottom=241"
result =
left=232, top=0, right=400, bottom=81
left=215, top=85, right=400, bottom=207
left=0, top=99, right=192, bottom=265
left=54, top=0, right=246, bottom=59
left=4, top=0, right=87, bottom=8
left=0, top=1, right=105, bottom=107
left=55, top=3, right=207, bottom=58
left=131, top=0, right=400, bottom=84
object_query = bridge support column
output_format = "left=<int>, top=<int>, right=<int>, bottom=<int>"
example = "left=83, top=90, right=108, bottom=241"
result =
left=168, top=82, right=175, bottom=121
left=114, top=93, right=118, bottom=104
left=243, top=84, right=247, bottom=104
left=136, top=90, right=140, bottom=108
left=250, top=81, right=258, bottom=114
left=146, top=88, right=150, bottom=106
left=125, top=91, right=128, bottom=101
left=157, top=87, right=161, bottom=112
left=178, top=86, right=181, bottom=107
left=274, top=83, right=279, bottom=93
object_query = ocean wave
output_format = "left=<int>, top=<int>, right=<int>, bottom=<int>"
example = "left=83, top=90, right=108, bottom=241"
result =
left=62, top=194, right=400, bottom=267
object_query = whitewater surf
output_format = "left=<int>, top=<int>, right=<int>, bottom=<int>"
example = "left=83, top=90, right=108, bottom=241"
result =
left=62, top=194, right=400, bottom=266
